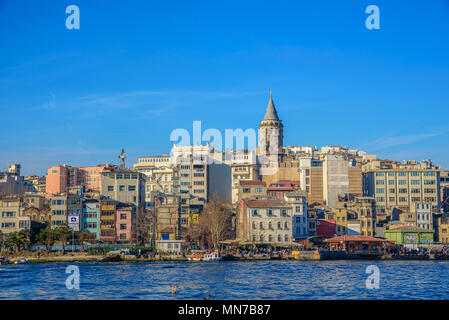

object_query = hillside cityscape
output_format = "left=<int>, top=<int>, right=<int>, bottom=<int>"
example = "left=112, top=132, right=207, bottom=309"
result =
left=1, top=92, right=448, bottom=259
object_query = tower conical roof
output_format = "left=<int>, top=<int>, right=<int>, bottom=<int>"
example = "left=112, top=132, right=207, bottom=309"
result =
left=264, top=89, right=280, bottom=121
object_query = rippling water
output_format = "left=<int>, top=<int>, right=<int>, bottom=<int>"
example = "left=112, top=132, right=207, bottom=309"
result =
left=1, top=260, right=449, bottom=299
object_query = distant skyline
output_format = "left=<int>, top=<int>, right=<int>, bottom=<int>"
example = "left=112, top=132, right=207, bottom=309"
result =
left=1, top=0, right=449, bottom=176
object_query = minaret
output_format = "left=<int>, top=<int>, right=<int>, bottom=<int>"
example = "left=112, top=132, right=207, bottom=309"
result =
left=258, top=89, right=283, bottom=156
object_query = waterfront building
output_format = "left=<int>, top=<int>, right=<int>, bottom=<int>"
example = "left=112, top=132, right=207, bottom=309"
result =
left=362, top=160, right=441, bottom=213
left=156, top=239, right=185, bottom=253
left=237, top=198, right=292, bottom=246
left=100, top=168, right=145, bottom=207
left=115, top=202, right=135, bottom=243
left=100, top=199, right=116, bottom=243
left=435, top=214, right=449, bottom=243
left=284, top=191, right=308, bottom=239
left=440, top=170, right=449, bottom=213
left=82, top=199, right=100, bottom=240
left=0, top=195, right=22, bottom=234
left=415, top=203, right=433, bottom=230
left=324, top=235, right=386, bottom=254
left=50, top=193, right=82, bottom=229
left=384, top=225, right=434, bottom=245
left=155, top=194, right=180, bottom=240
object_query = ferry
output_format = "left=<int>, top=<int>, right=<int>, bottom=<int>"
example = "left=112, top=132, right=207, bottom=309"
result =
left=187, top=250, right=222, bottom=261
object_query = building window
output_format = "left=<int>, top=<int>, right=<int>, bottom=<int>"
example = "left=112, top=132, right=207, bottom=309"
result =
left=128, top=185, right=136, bottom=191
left=119, top=185, right=125, bottom=191
left=108, top=186, right=114, bottom=191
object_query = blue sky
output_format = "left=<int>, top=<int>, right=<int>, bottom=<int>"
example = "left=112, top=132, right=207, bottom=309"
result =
left=0, top=0, right=448, bottom=176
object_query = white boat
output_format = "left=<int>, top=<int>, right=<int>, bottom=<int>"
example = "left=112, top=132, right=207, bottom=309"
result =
left=202, top=251, right=222, bottom=261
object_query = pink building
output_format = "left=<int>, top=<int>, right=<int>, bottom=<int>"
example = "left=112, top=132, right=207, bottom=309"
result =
left=46, top=165, right=69, bottom=195
left=115, top=203, right=135, bottom=243
left=46, top=164, right=115, bottom=195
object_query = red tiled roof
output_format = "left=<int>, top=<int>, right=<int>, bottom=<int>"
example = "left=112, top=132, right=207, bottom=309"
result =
left=324, top=235, right=386, bottom=242
left=242, top=198, right=289, bottom=208
left=239, top=180, right=266, bottom=186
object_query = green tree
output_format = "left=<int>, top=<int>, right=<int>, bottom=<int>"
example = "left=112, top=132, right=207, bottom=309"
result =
left=6, top=232, right=27, bottom=252
left=18, top=229, right=31, bottom=250
left=77, top=230, right=93, bottom=251
left=38, top=226, right=56, bottom=252
left=55, top=224, right=72, bottom=254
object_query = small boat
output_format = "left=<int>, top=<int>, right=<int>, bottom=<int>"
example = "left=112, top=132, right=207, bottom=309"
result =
left=14, top=258, right=28, bottom=264
left=187, top=250, right=207, bottom=261
left=0, top=256, right=9, bottom=265
left=188, top=253, right=204, bottom=261
left=203, top=251, right=222, bottom=261
left=100, top=254, right=123, bottom=262
left=222, top=254, right=237, bottom=261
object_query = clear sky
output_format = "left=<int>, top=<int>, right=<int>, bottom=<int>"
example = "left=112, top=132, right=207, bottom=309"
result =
left=1, top=0, right=448, bottom=176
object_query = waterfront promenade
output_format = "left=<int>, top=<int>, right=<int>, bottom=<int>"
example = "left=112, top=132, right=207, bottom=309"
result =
left=3, top=250, right=449, bottom=263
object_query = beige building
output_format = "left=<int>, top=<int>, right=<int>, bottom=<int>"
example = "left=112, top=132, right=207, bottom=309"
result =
left=0, top=196, right=22, bottom=234
left=230, top=151, right=259, bottom=204
left=237, top=198, right=292, bottom=246
left=100, top=169, right=146, bottom=207
left=133, top=155, right=180, bottom=203
left=237, top=180, right=267, bottom=204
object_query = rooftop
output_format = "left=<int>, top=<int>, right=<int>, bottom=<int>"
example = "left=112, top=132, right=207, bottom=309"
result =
left=242, top=198, right=289, bottom=208
left=239, top=180, right=266, bottom=187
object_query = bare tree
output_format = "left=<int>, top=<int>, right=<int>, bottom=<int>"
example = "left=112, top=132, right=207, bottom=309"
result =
left=198, top=195, right=233, bottom=249
left=135, top=206, right=155, bottom=246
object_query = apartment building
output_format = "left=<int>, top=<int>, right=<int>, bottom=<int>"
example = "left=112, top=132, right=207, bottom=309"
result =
left=133, top=155, right=180, bottom=204
left=50, top=193, right=82, bottom=229
left=116, top=202, right=135, bottom=243
left=100, top=199, right=116, bottom=243
left=267, top=180, right=300, bottom=200
left=230, top=151, right=259, bottom=204
left=362, top=167, right=441, bottom=213
left=46, top=164, right=114, bottom=195
left=237, top=180, right=267, bottom=204
left=237, top=198, right=292, bottom=246
left=100, top=169, right=145, bottom=207
left=155, top=194, right=181, bottom=240
left=298, top=156, right=362, bottom=206
left=0, top=196, right=22, bottom=234
left=82, top=199, right=100, bottom=240
left=284, top=191, right=308, bottom=239
left=416, top=203, right=433, bottom=230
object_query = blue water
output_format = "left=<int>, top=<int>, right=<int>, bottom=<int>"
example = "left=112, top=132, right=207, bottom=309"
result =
left=1, top=260, right=448, bottom=299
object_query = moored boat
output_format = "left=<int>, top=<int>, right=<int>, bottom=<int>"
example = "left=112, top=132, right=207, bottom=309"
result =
left=14, top=257, right=28, bottom=264
left=203, top=251, right=222, bottom=261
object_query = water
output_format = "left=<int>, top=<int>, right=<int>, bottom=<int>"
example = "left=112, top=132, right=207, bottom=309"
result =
left=1, top=260, right=449, bottom=299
